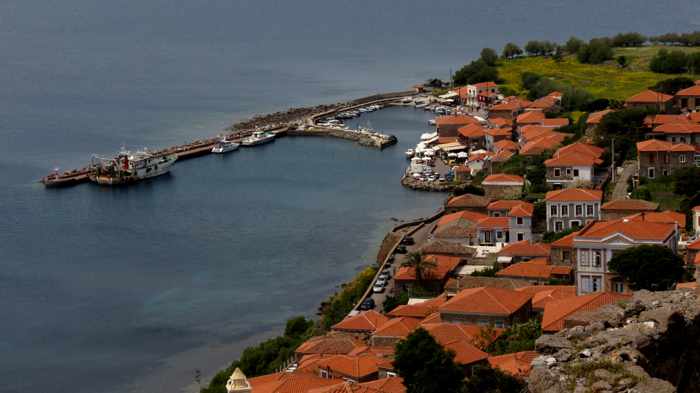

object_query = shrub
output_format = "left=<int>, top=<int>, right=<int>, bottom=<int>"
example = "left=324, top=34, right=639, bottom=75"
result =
left=609, top=245, right=685, bottom=291
left=487, top=319, right=542, bottom=355
left=502, top=42, right=523, bottom=59
left=577, top=38, right=614, bottom=64
left=649, top=49, right=689, bottom=73
left=453, top=59, right=499, bottom=85
left=650, top=77, right=696, bottom=95
left=564, top=36, right=584, bottom=54
left=464, top=364, right=526, bottom=393
left=481, top=48, right=499, bottom=66
left=395, top=329, right=464, bottom=393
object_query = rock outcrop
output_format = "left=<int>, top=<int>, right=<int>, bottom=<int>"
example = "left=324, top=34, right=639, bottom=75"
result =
left=528, top=289, right=700, bottom=393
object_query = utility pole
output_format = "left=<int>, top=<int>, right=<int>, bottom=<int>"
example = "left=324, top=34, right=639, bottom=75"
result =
left=611, top=137, right=615, bottom=184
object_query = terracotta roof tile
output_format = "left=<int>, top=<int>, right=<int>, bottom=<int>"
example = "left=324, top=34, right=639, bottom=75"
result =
left=420, top=240, right=476, bottom=257
left=515, top=285, right=577, bottom=310
left=476, top=216, right=510, bottom=230
left=482, top=173, right=524, bottom=185
left=550, top=231, right=580, bottom=248
left=395, top=255, right=462, bottom=282
left=314, top=354, right=384, bottom=380
left=637, top=139, right=695, bottom=152
left=387, top=294, right=449, bottom=318
left=545, top=188, right=602, bottom=202
left=492, top=149, right=515, bottom=162
left=496, top=258, right=572, bottom=280
left=542, top=292, right=632, bottom=332
left=436, top=115, right=479, bottom=127
left=626, top=210, right=685, bottom=229
left=488, top=351, right=539, bottom=377
left=601, top=199, right=659, bottom=211
left=626, top=90, right=673, bottom=103
left=520, top=132, right=569, bottom=155
left=498, top=240, right=551, bottom=257
left=332, top=311, right=389, bottom=333
left=586, top=109, right=614, bottom=125
left=297, top=335, right=363, bottom=357
left=372, top=318, right=420, bottom=338
left=439, top=287, right=532, bottom=316
left=420, top=323, right=497, bottom=364
left=485, top=128, right=513, bottom=137
left=520, top=125, right=555, bottom=141
left=575, top=217, right=676, bottom=242
left=517, top=111, right=545, bottom=124
left=541, top=118, right=570, bottom=128
left=308, top=377, right=406, bottom=393
left=458, top=123, right=487, bottom=139
left=676, top=85, right=700, bottom=96
left=489, top=118, right=511, bottom=128
left=494, top=139, right=519, bottom=151
left=446, top=193, right=492, bottom=209
left=249, top=372, right=342, bottom=393
left=437, top=210, right=489, bottom=227
left=653, top=123, right=700, bottom=134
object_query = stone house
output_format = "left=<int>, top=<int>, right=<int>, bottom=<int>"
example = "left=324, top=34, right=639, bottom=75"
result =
left=444, top=193, right=492, bottom=214
left=435, top=115, right=479, bottom=138
left=675, top=84, right=700, bottom=111
left=650, top=123, right=700, bottom=145
left=625, top=89, right=673, bottom=113
left=481, top=173, right=524, bottom=199
left=636, top=139, right=695, bottom=179
left=544, top=188, right=603, bottom=232
left=549, top=231, right=578, bottom=266
left=572, top=217, right=679, bottom=296
left=600, top=199, right=659, bottom=220
left=438, top=287, right=533, bottom=328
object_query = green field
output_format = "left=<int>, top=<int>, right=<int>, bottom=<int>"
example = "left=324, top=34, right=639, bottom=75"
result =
left=497, top=46, right=700, bottom=101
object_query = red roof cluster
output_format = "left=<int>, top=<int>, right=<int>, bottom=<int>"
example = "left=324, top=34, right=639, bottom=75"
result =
left=544, top=142, right=604, bottom=167
left=636, top=139, right=695, bottom=152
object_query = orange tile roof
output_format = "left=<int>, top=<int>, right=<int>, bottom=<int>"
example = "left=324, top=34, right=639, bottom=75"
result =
left=677, top=281, right=699, bottom=290
left=515, top=285, right=577, bottom=310
left=541, top=118, right=570, bottom=128
left=469, top=151, right=495, bottom=162
left=332, top=311, right=389, bottom=333
left=542, top=292, right=632, bottom=332
left=485, top=127, right=513, bottom=137
left=544, top=153, right=602, bottom=167
left=586, top=109, right=614, bottom=125
left=575, top=217, right=676, bottom=242
left=436, top=115, right=479, bottom=127
left=636, top=139, right=695, bottom=152
left=487, top=199, right=526, bottom=211
left=494, top=139, right=519, bottom=151
left=482, top=173, right=524, bottom=185
left=437, top=210, right=488, bottom=227
left=520, top=133, right=569, bottom=155
left=446, top=193, right=492, bottom=209
left=476, top=216, right=510, bottom=230
left=545, top=188, right=602, bottom=202
left=439, top=287, right=532, bottom=316
left=395, top=255, right=462, bottom=282
left=644, top=114, right=696, bottom=127
left=297, top=335, right=363, bottom=357
left=520, top=125, right=554, bottom=141
left=458, top=123, right=487, bottom=139
left=420, top=324, right=494, bottom=364
left=550, top=231, right=580, bottom=248
left=555, top=142, right=605, bottom=158
left=372, top=317, right=420, bottom=338
left=387, top=294, right=449, bottom=318
left=488, top=351, right=539, bottom=377
left=691, top=113, right=700, bottom=122
left=492, top=149, right=515, bottom=163
left=528, top=96, right=559, bottom=110
left=693, top=205, right=700, bottom=212
left=516, top=110, right=545, bottom=124
left=421, top=322, right=503, bottom=348
left=489, top=118, right=511, bottom=128
left=249, top=372, right=342, bottom=393
left=498, top=240, right=551, bottom=257
left=653, top=123, right=700, bottom=134
left=676, top=85, right=700, bottom=96
left=601, top=199, right=659, bottom=211
left=694, top=253, right=700, bottom=265
left=473, top=81, right=498, bottom=89
left=626, top=210, right=686, bottom=229
left=308, top=377, right=406, bottom=393
left=492, top=97, right=531, bottom=112
left=314, top=354, right=384, bottom=380
left=626, top=90, right=673, bottom=104
left=496, top=258, right=572, bottom=280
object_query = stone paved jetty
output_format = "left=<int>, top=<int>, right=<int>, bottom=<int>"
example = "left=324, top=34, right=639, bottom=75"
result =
left=40, top=90, right=415, bottom=188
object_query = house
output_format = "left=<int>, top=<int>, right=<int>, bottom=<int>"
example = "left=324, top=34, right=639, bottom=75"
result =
left=332, top=311, right=389, bottom=335
left=519, top=132, right=569, bottom=156
left=545, top=188, right=603, bottom=232
left=457, top=123, right=487, bottom=149
left=433, top=210, right=488, bottom=245
left=493, top=139, right=519, bottom=153
left=675, top=84, right=700, bottom=111
left=686, top=238, right=700, bottom=268
left=420, top=239, right=476, bottom=258
left=541, top=292, right=632, bottom=333
left=626, top=210, right=685, bottom=232
left=497, top=240, right=551, bottom=263
left=444, top=193, right=492, bottom=213
left=370, top=317, right=421, bottom=347
left=490, top=97, right=531, bottom=121
left=435, top=115, right=479, bottom=138
left=693, top=206, right=700, bottom=234
left=475, top=216, right=511, bottom=245
left=394, top=254, right=463, bottom=293
left=309, top=377, right=406, bottom=393
left=601, top=199, right=659, bottom=220
left=549, top=230, right=579, bottom=266
left=488, top=351, right=539, bottom=378
left=484, top=128, right=513, bottom=151
left=421, top=322, right=502, bottom=351
left=491, top=149, right=515, bottom=164
left=572, top=217, right=679, bottom=296
left=516, top=111, right=546, bottom=129
left=487, top=200, right=535, bottom=243
left=544, top=143, right=605, bottom=188
left=444, top=276, right=531, bottom=296
left=495, top=258, right=573, bottom=284
left=386, top=294, right=448, bottom=319
left=489, top=117, right=512, bottom=129
left=312, top=354, right=385, bottom=382
left=625, top=90, right=673, bottom=112
left=246, top=370, right=342, bottom=393
left=296, top=335, right=363, bottom=361
left=438, top=286, right=533, bottom=328
left=466, top=81, right=499, bottom=111
left=586, top=109, right=614, bottom=131
left=651, top=122, right=700, bottom=145
left=466, top=150, right=494, bottom=175
left=481, top=173, right=524, bottom=199
left=636, top=139, right=695, bottom=179
left=421, top=323, right=491, bottom=370
left=514, top=285, right=577, bottom=314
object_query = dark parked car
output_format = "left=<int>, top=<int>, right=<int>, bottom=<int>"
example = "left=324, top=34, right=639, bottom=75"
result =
left=401, top=236, right=415, bottom=245
left=395, top=245, right=407, bottom=254
left=359, top=298, right=375, bottom=310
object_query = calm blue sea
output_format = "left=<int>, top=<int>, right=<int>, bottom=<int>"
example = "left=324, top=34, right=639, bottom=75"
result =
left=1, top=1, right=699, bottom=392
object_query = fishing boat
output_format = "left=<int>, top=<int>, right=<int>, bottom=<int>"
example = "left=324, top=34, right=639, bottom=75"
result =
left=212, top=138, right=240, bottom=154
left=89, top=148, right=177, bottom=185
left=405, top=149, right=415, bottom=158
left=241, top=131, right=275, bottom=146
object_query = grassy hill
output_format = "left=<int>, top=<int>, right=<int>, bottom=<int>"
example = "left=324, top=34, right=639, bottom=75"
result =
left=497, top=46, right=700, bottom=101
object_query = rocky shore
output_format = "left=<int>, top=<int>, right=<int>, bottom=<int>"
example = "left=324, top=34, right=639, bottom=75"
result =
left=401, top=176, right=471, bottom=192
left=529, top=289, right=700, bottom=393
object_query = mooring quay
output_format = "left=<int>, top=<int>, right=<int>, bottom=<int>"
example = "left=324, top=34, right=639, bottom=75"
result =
left=40, top=90, right=415, bottom=188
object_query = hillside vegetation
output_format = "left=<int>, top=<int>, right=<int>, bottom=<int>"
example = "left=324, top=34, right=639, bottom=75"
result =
left=497, top=47, right=700, bottom=100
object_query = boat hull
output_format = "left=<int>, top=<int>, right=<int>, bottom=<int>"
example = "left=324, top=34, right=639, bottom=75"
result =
left=212, top=143, right=240, bottom=153
left=90, top=154, right=177, bottom=186
left=241, top=136, right=275, bottom=146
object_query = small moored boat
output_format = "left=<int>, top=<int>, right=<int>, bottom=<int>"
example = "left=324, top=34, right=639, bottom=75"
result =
left=241, top=131, right=275, bottom=146
left=212, top=138, right=240, bottom=154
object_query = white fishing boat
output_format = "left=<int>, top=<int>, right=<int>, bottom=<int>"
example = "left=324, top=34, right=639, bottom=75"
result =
left=241, top=131, right=275, bottom=146
left=212, top=138, right=240, bottom=154
left=89, top=148, right=177, bottom=185
left=405, top=149, right=415, bottom=158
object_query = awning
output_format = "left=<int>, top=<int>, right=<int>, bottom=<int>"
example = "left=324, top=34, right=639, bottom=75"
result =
left=497, top=256, right=513, bottom=264
left=435, top=142, right=467, bottom=152
left=439, top=92, right=459, bottom=99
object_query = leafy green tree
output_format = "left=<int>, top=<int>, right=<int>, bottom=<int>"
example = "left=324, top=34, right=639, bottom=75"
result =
left=521, top=72, right=542, bottom=90
left=453, top=59, right=499, bottom=86
left=464, top=364, right=526, bottom=393
left=564, top=36, right=584, bottom=54
left=542, top=227, right=578, bottom=243
left=611, top=32, right=647, bottom=47
left=650, top=49, right=689, bottom=73
left=487, top=319, right=542, bottom=355
left=502, top=42, right=523, bottom=59
left=481, top=47, right=499, bottom=66
left=609, top=245, right=685, bottom=291
left=597, top=107, right=653, bottom=166
left=688, top=52, right=700, bottom=74
left=651, top=77, right=696, bottom=95
left=673, top=167, right=700, bottom=197
left=560, top=85, right=593, bottom=111
left=395, top=328, right=465, bottom=393
left=383, top=290, right=409, bottom=313
left=577, top=38, right=614, bottom=64
left=583, top=98, right=611, bottom=112
left=617, top=55, right=629, bottom=68
left=471, top=265, right=500, bottom=277
left=401, top=252, right=437, bottom=283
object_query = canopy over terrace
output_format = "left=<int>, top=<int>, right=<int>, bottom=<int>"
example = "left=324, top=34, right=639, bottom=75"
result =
left=435, top=141, right=468, bottom=153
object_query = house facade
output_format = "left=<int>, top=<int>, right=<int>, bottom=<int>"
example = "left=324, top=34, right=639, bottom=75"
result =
left=675, top=84, right=700, bottom=111
left=636, top=139, right=695, bottom=179
left=572, top=218, right=678, bottom=296
left=544, top=143, right=605, bottom=188
left=466, top=82, right=499, bottom=111
left=481, top=174, right=524, bottom=199
left=545, top=188, right=603, bottom=232
left=625, top=90, right=673, bottom=113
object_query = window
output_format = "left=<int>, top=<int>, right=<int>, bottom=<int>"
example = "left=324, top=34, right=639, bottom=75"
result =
left=561, top=204, right=569, bottom=216
left=570, top=220, right=581, bottom=229
left=478, top=319, right=489, bottom=326
left=494, top=321, right=505, bottom=328
left=580, top=275, right=591, bottom=292
left=573, top=168, right=580, bottom=177
left=613, top=281, right=625, bottom=293
left=496, top=231, right=503, bottom=239
left=517, top=232, right=524, bottom=241
left=593, top=250, right=602, bottom=268
left=648, top=167, right=655, bottom=179
left=649, top=154, right=655, bottom=164
left=680, top=154, right=687, bottom=164
left=493, top=212, right=501, bottom=217
left=550, top=205, right=558, bottom=217
left=555, top=221, right=563, bottom=232
left=592, top=276, right=602, bottom=292
left=554, top=168, right=561, bottom=177
left=671, top=136, right=676, bottom=143
left=566, top=168, right=572, bottom=176
left=586, top=204, right=594, bottom=216
left=575, top=205, right=583, bottom=217
left=580, top=250, right=589, bottom=267
left=516, top=217, right=523, bottom=225
left=563, top=250, right=571, bottom=262
left=663, top=169, right=668, bottom=177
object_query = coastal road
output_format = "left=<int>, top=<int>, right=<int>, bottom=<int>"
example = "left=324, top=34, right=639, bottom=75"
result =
left=611, top=161, right=637, bottom=200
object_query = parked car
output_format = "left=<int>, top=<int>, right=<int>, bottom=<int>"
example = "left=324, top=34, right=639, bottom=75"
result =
left=360, top=298, right=375, bottom=310
left=401, top=236, right=415, bottom=245
left=387, top=255, right=395, bottom=263
left=395, top=245, right=407, bottom=254
left=376, top=278, right=387, bottom=286
left=379, top=271, right=391, bottom=280
left=372, top=284, right=385, bottom=293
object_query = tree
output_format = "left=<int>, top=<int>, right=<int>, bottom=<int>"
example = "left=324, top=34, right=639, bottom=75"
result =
left=597, top=107, right=652, bottom=166
left=650, top=49, right=689, bottom=73
left=673, top=167, right=700, bottom=197
left=383, top=290, right=409, bottom=313
left=453, top=59, right=499, bottom=86
left=487, top=319, right=542, bottom=355
left=564, top=36, right=584, bottom=54
left=394, top=328, right=465, bottom=393
left=521, top=72, right=542, bottom=90
left=502, top=42, right=523, bottom=59
left=651, top=77, right=696, bottom=95
left=609, top=245, right=685, bottom=291
left=612, top=32, right=647, bottom=47
left=577, top=38, right=614, bottom=64
left=401, top=252, right=437, bottom=283
left=688, top=52, right=700, bottom=74
left=463, top=364, right=526, bottom=393
left=481, top=47, right=499, bottom=66
left=617, top=55, right=629, bottom=68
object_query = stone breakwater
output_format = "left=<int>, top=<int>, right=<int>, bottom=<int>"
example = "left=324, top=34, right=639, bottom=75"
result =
left=400, top=176, right=469, bottom=192
left=529, top=289, right=700, bottom=393
left=285, top=128, right=397, bottom=149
